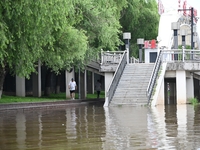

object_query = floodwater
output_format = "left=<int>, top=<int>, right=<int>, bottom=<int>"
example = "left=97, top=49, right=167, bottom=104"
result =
left=0, top=103, right=200, bottom=150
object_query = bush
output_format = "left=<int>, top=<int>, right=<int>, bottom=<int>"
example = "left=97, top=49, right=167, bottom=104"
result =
left=189, top=97, right=199, bottom=106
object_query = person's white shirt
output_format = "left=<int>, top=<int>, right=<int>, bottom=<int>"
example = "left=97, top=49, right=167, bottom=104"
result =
left=68, top=80, right=76, bottom=90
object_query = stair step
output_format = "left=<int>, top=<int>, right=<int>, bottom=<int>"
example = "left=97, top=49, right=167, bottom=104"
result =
left=110, top=63, right=154, bottom=106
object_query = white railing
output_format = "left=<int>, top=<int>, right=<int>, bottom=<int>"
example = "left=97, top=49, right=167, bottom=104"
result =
left=101, top=50, right=139, bottom=65
left=101, top=50, right=124, bottom=65
left=162, top=48, right=200, bottom=62
left=130, top=57, right=139, bottom=63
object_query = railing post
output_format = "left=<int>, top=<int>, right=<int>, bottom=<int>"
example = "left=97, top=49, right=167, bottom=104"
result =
left=101, top=49, right=103, bottom=65
left=182, top=46, right=185, bottom=62
left=126, top=49, right=129, bottom=64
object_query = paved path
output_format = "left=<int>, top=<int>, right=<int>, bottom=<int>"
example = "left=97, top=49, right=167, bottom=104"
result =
left=0, top=98, right=105, bottom=110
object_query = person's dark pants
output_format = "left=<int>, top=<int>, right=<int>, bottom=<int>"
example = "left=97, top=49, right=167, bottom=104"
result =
left=97, top=91, right=100, bottom=98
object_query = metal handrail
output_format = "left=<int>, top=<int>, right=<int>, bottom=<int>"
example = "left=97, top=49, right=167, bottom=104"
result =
left=146, top=50, right=163, bottom=105
left=105, top=50, right=127, bottom=106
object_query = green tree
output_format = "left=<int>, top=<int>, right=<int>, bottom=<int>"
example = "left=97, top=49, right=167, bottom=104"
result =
left=120, top=0, right=159, bottom=57
left=72, top=0, right=127, bottom=61
left=0, top=0, right=88, bottom=98
left=0, top=0, right=127, bottom=98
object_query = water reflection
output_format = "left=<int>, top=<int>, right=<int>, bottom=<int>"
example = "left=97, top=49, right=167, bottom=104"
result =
left=0, top=104, right=200, bottom=149
left=16, top=112, right=26, bottom=150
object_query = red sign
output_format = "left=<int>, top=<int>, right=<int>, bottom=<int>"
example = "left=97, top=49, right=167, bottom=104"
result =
left=144, top=40, right=157, bottom=49
left=144, top=41, right=149, bottom=48
left=188, top=7, right=197, bottom=17
left=183, top=0, right=187, bottom=16
left=151, top=40, right=156, bottom=49
left=188, top=7, right=198, bottom=23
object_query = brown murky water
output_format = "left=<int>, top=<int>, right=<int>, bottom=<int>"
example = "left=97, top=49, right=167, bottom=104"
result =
left=0, top=104, right=200, bottom=150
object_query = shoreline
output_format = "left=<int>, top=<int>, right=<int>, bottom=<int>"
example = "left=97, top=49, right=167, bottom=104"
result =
left=0, top=98, right=105, bottom=111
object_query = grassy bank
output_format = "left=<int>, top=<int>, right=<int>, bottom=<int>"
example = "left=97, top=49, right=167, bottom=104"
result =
left=0, top=91, right=105, bottom=104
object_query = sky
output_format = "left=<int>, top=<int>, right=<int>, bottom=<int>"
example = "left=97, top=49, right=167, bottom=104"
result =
left=158, top=0, right=200, bottom=36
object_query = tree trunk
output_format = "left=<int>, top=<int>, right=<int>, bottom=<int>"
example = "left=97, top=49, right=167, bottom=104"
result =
left=0, top=65, right=7, bottom=99
left=44, top=69, right=52, bottom=96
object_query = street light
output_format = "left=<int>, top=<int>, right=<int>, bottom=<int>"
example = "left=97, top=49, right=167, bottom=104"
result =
left=123, top=32, right=131, bottom=64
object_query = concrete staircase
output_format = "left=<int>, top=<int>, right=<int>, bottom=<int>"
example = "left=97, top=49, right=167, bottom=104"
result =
left=110, top=63, right=155, bottom=106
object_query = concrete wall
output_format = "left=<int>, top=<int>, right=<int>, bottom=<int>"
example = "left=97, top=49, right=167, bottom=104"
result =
left=167, top=62, right=200, bottom=71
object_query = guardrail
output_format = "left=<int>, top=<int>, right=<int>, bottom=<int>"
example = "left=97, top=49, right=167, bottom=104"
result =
left=100, top=50, right=125, bottom=65
left=100, top=50, right=139, bottom=65
left=104, top=50, right=127, bottom=106
left=162, top=48, right=200, bottom=62
left=146, top=50, right=163, bottom=105
left=130, top=57, right=139, bottom=63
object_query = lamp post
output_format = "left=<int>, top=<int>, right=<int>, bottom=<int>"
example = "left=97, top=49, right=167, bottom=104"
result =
left=171, top=22, right=180, bottom=60
left=137, top=38, right=144, bottom=63
left=191, top=7, right=194, bottom=49
left=123, top=32, right=131, bottom=64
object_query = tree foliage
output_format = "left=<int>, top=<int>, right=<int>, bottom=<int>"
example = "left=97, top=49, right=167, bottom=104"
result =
left=0, top=0, right=127, bottom=77
left=120, top=0, right=159, bottom=57
left=0, top=0, right=159, bottom=97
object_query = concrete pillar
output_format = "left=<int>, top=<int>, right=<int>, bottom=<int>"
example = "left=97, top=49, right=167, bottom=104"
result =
left=84, top=70, right=87, bottom=98
left=92, top=72, right=94, bottom=94
left=176, top=70, right=186, bottom=104
left=16, top=76, right=25, bottom=97
left=104, top=72, right=114, bottom=98
left=33, top=60, right=41, bottom=97
left=80, top=70, right=86, bottom=99
left=157, top=78, right=165, bottom=105
left=186, top=73, right=194, bottom=102
left=65, top=69, right=74, bottom=98
left=86, top=71, right=93, bottom=94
